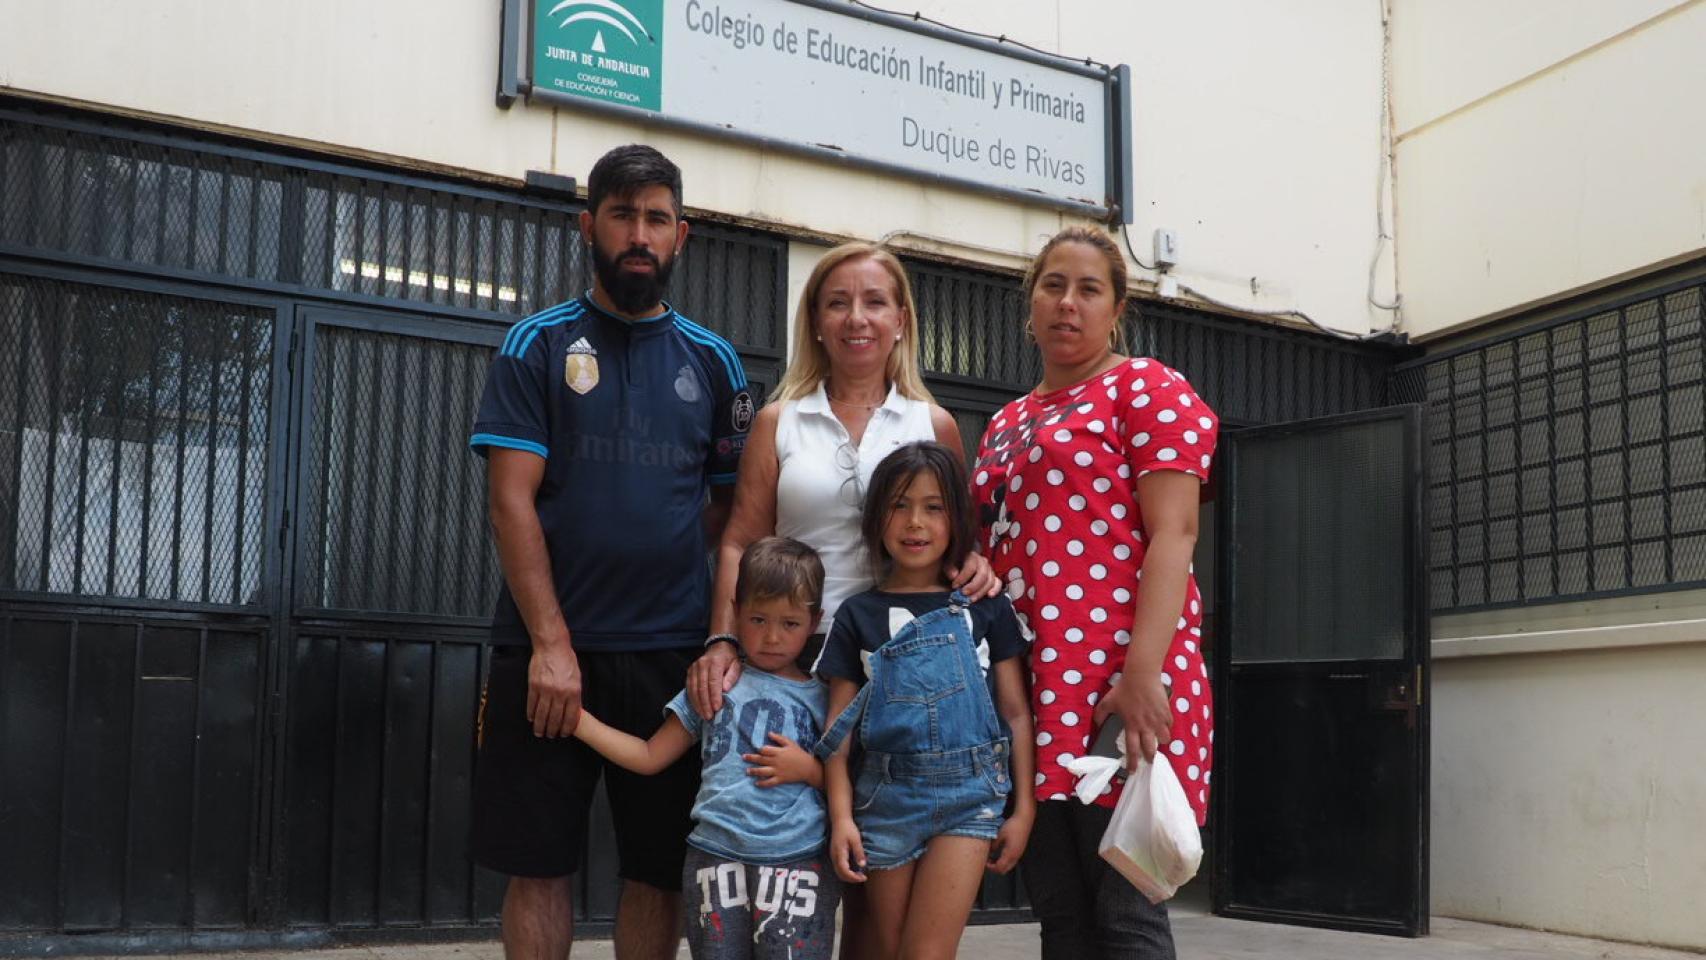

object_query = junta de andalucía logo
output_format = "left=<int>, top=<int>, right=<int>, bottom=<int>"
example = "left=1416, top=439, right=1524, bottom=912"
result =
left=534, top=0, right=663, bottom=112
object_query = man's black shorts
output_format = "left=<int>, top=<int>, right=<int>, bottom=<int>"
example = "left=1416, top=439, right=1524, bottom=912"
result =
left=470, top=645, right=701, bottom=885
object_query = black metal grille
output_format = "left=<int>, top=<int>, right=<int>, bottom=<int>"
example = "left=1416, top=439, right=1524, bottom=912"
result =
left=0, top=118, right=287, bottom=286
left=0, top=273, right=274, bottom=607
left=1131, top=300, right=1391, bottom=427
left=298, top=326, right=500, bottom=619
left=0, top=106, right=786, bottom=352
left=296, top=175, right=582, bottom=316
left=906, top=258, right=1392, bottom=428
left=1390, top=279, right=1706, bottom=610
left=0, top=608, right=265, bottom=931
left=909, top=260, right=1041, bottom=389
left=674, top=225, right=787, bottom=352
left=281, top=628, right=504, bottom=927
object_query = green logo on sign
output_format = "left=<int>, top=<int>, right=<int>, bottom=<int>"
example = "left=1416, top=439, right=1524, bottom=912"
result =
left=533, top=0, right=663, bottom=112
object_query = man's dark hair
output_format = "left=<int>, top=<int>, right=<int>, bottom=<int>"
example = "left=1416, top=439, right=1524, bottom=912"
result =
left=586, top=144, right=682, bottom=217
left=860, top=441, right=977, bottom=579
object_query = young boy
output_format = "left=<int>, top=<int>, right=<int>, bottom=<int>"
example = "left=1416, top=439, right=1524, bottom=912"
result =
left=572, top=537, right=838, bottom=960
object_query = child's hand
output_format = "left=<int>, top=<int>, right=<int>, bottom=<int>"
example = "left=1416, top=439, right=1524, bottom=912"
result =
left=830, top=817, right=867, bottom=883
left=987, top=809, right=1033, bottom=874
left=744, top=733, right=818, bottom=787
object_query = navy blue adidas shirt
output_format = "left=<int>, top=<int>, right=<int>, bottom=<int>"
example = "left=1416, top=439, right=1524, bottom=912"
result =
left=470, top=294, right=752, bottom=650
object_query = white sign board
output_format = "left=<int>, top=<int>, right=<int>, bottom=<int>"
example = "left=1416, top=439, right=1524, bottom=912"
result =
left=517, top=0, right=1126, bottom=215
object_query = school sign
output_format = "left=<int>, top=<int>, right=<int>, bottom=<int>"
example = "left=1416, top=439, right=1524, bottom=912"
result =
left=500, top=0, right=1133, bottom=219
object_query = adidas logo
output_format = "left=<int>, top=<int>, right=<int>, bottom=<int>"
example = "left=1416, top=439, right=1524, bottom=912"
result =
left=567, top=336, right=596, bottom=356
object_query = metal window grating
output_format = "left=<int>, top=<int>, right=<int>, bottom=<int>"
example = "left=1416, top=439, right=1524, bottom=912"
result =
left=0, top=106, right=786, bottom=351
left=0, top=273, right=274, bottom=607
left=298, top=326, right=501, bottom=619
left=1389, top=280, right=1706, bottom=611
left=909, top=259, right=1042, bottom=389
left=1132, top=300, right=1391, bottom=427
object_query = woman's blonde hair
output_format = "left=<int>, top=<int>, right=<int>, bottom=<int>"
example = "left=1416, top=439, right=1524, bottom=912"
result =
left=1024, top=226, right=1131, bottom=354
left=770, top=243, right=935, bottom=405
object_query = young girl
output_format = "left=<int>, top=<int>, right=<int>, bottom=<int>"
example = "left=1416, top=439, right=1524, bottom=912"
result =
left=814, top=441, right=1035, bottom=960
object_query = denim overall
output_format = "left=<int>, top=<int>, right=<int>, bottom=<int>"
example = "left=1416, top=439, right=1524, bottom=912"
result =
left=815, top=591, right=1012, bottom=868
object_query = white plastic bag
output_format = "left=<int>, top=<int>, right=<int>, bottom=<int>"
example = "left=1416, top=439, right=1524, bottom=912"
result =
left=1097, top=754, right=1203, bottom=903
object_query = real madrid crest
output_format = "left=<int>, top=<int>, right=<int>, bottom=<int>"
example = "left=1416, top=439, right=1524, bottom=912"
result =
left=673, top=364, right=701, bottom=404
left=564, top=337, right=599, bottom=395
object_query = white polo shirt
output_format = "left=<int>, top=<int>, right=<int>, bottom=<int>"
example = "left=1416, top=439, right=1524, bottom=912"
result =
left=773, top=381, right=936, bottom=627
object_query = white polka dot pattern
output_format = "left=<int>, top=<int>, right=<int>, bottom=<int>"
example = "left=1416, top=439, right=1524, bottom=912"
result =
left=971, top=358, right=1219, bottom=826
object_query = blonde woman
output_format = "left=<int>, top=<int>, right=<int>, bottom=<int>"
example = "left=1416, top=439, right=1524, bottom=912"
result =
left=690, top=242, right=998, bottom=705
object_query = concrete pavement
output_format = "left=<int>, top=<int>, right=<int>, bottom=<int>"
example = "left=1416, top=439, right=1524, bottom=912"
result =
left=69, top=897, right=1699, bottom=960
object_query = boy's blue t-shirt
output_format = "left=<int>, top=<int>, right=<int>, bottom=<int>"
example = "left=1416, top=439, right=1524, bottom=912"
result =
left=665, top=669, right=828, bottom=865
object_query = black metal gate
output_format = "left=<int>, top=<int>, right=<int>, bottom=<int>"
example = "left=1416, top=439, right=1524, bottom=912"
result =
left=0, top=101, right=788, bottom=949
left=275, top=308, right=509, bottom=929
left=0, top=269, right=282, bottom=936
left=1211, top=406, right=1430, bottom=936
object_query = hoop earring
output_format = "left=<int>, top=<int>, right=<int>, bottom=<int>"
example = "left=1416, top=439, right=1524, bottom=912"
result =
left=1024, top=322, right=1036, bottom=343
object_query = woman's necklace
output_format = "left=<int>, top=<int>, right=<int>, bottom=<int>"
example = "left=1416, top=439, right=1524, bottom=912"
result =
left=825, top=380, right=886, bottom=412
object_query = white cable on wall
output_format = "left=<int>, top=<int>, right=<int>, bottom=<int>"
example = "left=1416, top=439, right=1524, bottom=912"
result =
left=1368, top=0, right=1403, bottom=316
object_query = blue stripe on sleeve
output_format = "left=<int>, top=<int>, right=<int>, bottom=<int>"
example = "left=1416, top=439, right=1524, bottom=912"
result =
left=502, top=302, right=585, bottom=358
left=469, top=433, right=549, bottom=458
left=673, top=326, right=744, bottom=392
left=501, top=302, right=574, bottom=356
left=672, top=317, right=748, bottom=390
left=708, top=471, right=738, bottom=485
left=513, top=305, right=587, bottom=359
left=674, top=316, right=747, bottom=386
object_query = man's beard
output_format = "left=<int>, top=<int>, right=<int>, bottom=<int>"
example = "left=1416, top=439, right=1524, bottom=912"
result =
left=591, top=241, right=676, bottom=315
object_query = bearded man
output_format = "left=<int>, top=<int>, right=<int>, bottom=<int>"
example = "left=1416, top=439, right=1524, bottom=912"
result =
left=468, top=144, right=751, bottom=960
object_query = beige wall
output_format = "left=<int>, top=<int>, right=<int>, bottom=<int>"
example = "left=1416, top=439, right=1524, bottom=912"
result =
left=0, top=0, right=1393, bottom=334
left=1432, top=594, right=1706, bottom=949
left=1392, top=0, right=1706, bottom=339
left=1430, top=642, right=1706, bottom=949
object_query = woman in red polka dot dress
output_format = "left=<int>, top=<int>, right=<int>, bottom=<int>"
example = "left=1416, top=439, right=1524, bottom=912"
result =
left=973, top=227, right=1218, bottom=959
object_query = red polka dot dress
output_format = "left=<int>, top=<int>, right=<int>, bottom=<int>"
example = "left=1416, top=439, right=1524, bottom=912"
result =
left=973, top=358, right=1219, bottom=824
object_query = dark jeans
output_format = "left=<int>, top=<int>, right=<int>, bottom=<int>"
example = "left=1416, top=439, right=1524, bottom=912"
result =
left=1021, top=799, right=1176, bottom=960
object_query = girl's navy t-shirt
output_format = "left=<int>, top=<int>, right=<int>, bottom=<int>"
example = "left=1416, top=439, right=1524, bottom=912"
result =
left=815, top=589, right=1027, bottom=708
